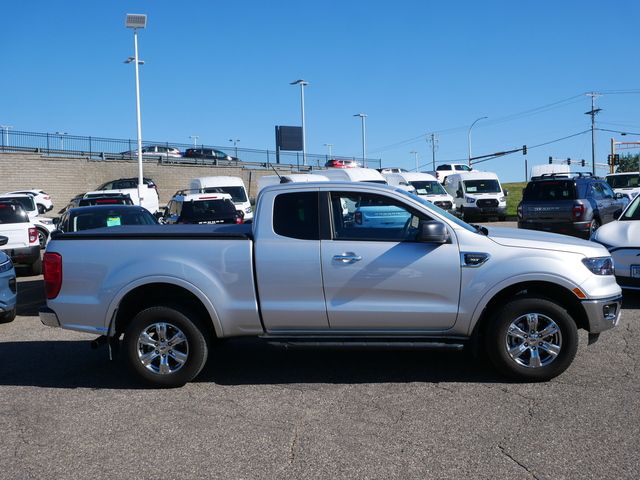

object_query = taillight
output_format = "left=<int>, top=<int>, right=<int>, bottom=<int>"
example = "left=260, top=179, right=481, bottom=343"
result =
left=235, top=216, right=244, bottom=224
left=43, top=252, right=63, bottom=299
left=28, top=227, right=38, bottom=244
left=355, top=211, right=363, bottom=224
left=572, top=204, right=585, bottom=220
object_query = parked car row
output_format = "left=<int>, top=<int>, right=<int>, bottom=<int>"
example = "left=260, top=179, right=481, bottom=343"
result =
left=120, top=145, right=239, bottom=162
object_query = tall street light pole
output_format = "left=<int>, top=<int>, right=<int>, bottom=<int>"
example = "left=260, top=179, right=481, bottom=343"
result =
left=290, top=79, right=308, bottom=166
left=229, top=138, right=240, bottom=158
left=125, top=13, right=147, bottom=207
left=354, top=113, right=367, bottom=167
left=410, top=150, right=418, bottom=172
left=324, top=143, right=333, bottom=159
left=468, top=116, right=488, bottom=166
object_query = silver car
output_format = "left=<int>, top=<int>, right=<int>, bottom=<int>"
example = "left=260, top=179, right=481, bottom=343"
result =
left=0, top=239, right=17, bottom=323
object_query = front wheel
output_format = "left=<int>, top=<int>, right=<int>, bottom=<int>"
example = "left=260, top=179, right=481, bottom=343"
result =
left=485, top=297, right=578, bottom=381
left=124, top=306, right=209, bottom=387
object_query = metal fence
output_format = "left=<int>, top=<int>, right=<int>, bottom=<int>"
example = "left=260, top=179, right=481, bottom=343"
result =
left=0, top=129, right=381, bottom=170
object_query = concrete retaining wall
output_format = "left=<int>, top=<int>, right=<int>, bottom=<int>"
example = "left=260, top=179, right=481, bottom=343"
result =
left=0, top=152, right=297, bottom=212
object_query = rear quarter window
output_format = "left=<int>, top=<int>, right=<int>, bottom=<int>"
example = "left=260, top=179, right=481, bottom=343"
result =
left=273, top=192, right=319, bottom=240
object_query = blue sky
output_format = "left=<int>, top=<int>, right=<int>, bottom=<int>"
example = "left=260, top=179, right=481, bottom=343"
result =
left=2, top=0, right=640, bottom=182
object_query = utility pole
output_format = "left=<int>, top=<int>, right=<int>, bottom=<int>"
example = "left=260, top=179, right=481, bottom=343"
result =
left=585, top=92, right=602, bottom=175
left=428, top=133, right=438, bottom=171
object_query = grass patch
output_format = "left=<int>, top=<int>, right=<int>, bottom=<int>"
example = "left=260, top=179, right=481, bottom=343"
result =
left=503, top=182, right=527, bottom=217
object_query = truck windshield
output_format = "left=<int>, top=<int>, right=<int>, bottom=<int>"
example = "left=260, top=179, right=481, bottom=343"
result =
left=463, top=180, right=501, bottom=194
left=607, top=174, right=640, bottom=189
left=523, top=181, right=577, bottom=201
left=410, top=181, right=447, bottom=195
left=205, top=186, right=247, bottom=203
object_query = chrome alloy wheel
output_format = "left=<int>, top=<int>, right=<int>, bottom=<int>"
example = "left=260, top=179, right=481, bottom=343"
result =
left=137, top=322, right=189, bottom=375
left=505, top=313, right=562, bottom=368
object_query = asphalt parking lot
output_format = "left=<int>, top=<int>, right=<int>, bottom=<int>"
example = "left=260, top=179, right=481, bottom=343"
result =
left=2, top=231, right=639, bottom=479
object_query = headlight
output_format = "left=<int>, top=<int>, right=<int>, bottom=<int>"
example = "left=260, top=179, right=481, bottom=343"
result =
left=499, top=196, right=505, bottom=202
left=0, top=259, right=13, bottom=273
left=466, top=196, right=476, bottom=204
left=582, top=257, right=615, bottom=276
left=245, top=207, right=252, bottom=214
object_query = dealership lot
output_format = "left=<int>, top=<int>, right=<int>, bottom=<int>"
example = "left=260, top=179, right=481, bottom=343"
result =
left=1, top=270, right=639, bottom=479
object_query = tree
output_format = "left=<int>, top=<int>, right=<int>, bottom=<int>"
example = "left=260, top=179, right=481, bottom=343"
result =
left=616, top=153, right=640, bottom=173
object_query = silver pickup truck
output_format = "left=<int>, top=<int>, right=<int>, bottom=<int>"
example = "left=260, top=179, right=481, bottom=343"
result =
left=40, top=182, right=622, bottom=387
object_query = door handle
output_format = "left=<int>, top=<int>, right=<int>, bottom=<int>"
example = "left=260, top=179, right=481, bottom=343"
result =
left=333, top=252, right=362, bottom=263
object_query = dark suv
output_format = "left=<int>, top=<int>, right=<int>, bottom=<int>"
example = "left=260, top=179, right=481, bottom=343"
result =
left=517, top=173, right=627, bottom=239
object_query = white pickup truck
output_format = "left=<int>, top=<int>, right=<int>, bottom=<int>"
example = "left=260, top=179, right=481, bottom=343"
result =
left=40, top=182, right=622, bottom=387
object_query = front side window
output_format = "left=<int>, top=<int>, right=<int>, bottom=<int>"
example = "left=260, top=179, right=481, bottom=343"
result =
left=330, top=192, right=425, bottom=242
left=455, top=165, right=472, bottom=171
left=273, top=192, right=319, bottom=240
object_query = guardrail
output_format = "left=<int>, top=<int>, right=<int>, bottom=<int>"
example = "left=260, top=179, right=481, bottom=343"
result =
left=0, top=129, right=382, bottom=170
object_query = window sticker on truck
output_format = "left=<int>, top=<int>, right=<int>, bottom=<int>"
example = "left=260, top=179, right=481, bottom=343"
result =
left=107, top=217, right=122, bottom=227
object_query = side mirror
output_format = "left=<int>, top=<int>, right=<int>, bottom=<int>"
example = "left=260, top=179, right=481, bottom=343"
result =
left=0, top=236, right=7, bottom=246
left=418, top=221, right=449, bottom=244
left=504, top=190, right=509, bottom=197
left=614, top=193, right=625, bottom=200
left=52, top=217, right=60, bottom=225
left=456, top=191, right=463, bottom=198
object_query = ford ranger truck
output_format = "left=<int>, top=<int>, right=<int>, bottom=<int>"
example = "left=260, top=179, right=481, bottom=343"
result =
left=40, top=182, right=622, bottom=387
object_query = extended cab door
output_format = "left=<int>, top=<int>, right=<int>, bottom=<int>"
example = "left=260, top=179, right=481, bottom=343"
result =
left=321, top=190, right=461, bottom=331
left=254, top=190, right=330, bottom=331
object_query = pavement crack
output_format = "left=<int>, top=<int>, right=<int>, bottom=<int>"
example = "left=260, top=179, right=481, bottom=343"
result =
left=498, top=445, right=541, bottom=479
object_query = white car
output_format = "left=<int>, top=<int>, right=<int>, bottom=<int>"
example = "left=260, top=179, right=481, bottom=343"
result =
left=591, top=193, right=640, bottom=291
left=5, top=189, right=53, bottom=214
left=121, top=145, right=182, bottom=159
left=0, top=194, right=56, bottom=249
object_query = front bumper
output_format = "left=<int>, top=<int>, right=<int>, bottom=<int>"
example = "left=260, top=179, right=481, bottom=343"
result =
left=581, top=295, right=622, bottom=333
left=39, top=306, right=60, bottom=327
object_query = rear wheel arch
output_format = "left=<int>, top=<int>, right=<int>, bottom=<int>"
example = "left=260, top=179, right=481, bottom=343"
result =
left=113, top=282, right=219, bottom=341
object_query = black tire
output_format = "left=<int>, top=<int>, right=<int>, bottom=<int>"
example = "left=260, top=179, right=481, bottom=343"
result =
left=124, top=306, right=208, bottom=388
left=37, top=228, right=48, bottom=250
left=37, top=204, right=46, bottom=215
left=0, top=307, right=16, bottom=324
left=29, top=256, right=42, bottom=276
left=485, top=297, right=578, bottom=381
left=589, top=218, right=601, bottom=238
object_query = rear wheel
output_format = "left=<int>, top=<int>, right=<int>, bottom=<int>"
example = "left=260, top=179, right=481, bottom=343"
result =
left=0, top=307, right=16, bottom=324
left=589, top=218, right=601, bottom=238
left=124, top=306, right=208, bottom=387
left=485, top=297, right=578, bottom=381
left=37, top=228, right=48, bottom=249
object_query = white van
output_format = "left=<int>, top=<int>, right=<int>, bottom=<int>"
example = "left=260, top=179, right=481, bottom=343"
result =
left=443, top=171, right=507, bottom=221
left=258, top=173, right=328, bottom=192
left=189, top=176, right=253, bottom=221
left=605, top=171, right=640, bottom=202
left=383, top=172, right=455, bottom=212
left=321, top=167, right=387, bottom=184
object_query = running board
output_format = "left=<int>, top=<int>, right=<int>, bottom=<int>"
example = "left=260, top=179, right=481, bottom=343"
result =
left=261, top=337, right=465, bottom=351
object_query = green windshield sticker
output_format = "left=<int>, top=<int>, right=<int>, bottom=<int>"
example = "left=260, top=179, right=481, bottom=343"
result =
left=106, top=216, right=122, bottom=227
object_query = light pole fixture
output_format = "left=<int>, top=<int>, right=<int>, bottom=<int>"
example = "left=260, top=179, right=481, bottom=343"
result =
left=229, top=138, right=240, bottom=158
left=290, top=79, right=308, bottom=166
left=323, top=143, right=333, bottom=159
left=0, top=125, right=13, bottom=148
left=467, top=116, right=488, bottom=166
left=189, top=135, right=199, bottom=147
left=125, top=13, right=147, bottom=206
left=354, top=113, right=367, bottom=166
left=410, top=150, right=418, bottom=172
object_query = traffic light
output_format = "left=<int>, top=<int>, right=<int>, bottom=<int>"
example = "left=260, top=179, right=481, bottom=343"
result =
left=615, top=154, right=620, bottom=165
left=549, top=156, right=553, bottom=164
left=522, top=145, right=527, bottom=155
left=581, top=159, right=585, bottom=167
left=567, top=158, right=571, bottom=165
